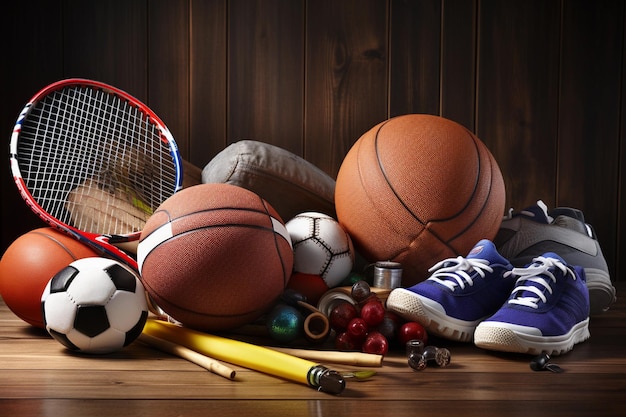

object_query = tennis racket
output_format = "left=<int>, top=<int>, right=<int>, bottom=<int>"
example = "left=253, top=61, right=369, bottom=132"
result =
left=9, top=78, right=184, bottom=271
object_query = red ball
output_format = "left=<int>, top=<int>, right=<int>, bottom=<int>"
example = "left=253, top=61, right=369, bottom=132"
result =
left=285, top=272, right=329, bottom=305
left=398, top=321, right=429, bottom=345
left=328, top=301, right=359, bottom=332
left=0, top=228, right=99, bottom=328
left=360, top=299, right=386, bottom=327
left=346, top=317, right=369, bottom=342
left=362, top=331, right=389, bottom=355
left=335, top=114, right=506, bottom=286
left=335, top=331, right=361, bottom=351
left=137, top=183, right=293, bottom=331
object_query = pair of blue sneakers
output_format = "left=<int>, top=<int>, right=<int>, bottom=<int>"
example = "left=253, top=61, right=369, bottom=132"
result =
left=386, top=238, right=591, bottom=356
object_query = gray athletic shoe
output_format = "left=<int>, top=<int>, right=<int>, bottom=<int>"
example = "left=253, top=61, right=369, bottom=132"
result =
left=494, top=200, right=616, bottom=315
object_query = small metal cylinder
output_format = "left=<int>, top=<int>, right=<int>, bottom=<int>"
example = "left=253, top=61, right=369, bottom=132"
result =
left=372, top=261, right=403, bottom=289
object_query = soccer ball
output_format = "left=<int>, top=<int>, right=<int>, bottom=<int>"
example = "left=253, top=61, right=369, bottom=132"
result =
left=41, top=257, right=149, bottom=354
left=286, top=212, right=355, bottom=288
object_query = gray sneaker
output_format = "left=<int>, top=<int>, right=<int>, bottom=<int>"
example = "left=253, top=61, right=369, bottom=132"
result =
left=494, top=200, right=616, bottom=315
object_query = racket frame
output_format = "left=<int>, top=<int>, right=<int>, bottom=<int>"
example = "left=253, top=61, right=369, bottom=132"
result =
left=9, top=78, right=184, bottom=270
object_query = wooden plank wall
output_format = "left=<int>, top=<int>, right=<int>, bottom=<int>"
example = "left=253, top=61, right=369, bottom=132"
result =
left=1, top=0, right=624, bottom=283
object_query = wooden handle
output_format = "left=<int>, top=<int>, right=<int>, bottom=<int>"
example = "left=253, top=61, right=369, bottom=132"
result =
left=139, top=333, right=236, bottom=380
left=267, top=346, right=383, bottom=367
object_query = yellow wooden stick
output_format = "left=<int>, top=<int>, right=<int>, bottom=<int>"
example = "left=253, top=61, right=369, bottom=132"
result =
left=143, top=319, right=346, bottom=394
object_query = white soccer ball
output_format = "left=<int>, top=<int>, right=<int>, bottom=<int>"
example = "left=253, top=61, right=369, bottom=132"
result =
left=41, top=257, right=149, bottom=354
left=286, top=212, right=355, bottom=288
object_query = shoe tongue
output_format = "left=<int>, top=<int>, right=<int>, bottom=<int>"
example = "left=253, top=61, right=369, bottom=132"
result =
left=515, top=200, right=553, bottom=224
left=466, top=239, right=510, bottom=266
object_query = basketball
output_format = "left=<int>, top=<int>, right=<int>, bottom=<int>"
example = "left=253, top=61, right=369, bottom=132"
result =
left=0, top=227, right=100, bottom=328
left=137, top=183, right=294, bottom=331
left=335, top=114, right=506, bottom=287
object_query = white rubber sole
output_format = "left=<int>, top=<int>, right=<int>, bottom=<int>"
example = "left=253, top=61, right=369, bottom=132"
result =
left=386, top=288, right=483, bottom=342
left=474, top=318, right=590, bottom=356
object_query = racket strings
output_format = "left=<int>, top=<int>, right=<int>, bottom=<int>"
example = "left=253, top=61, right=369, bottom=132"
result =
left=16, top=85, right=178, bottom=235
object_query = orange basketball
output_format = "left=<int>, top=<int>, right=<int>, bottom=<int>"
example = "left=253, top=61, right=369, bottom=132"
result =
left=137, top=183, right=294, bottom=331
left=335, top=114, right=506, bottom=287
left=0, top=227, right=100, bottom=328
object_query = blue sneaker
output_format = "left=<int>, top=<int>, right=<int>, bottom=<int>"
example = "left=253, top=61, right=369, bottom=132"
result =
left=385, top=240, right=515, bottom=342
left=474, top=253, right=590, bottom=356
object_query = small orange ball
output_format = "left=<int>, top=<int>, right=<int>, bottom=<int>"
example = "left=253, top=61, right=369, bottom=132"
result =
left=286, top=272, right=330, bottom=305
left=0, top=228, right=100, bottom=328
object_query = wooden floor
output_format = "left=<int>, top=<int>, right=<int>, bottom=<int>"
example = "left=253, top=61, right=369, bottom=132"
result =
left=1, top=283, right=625, bottom=417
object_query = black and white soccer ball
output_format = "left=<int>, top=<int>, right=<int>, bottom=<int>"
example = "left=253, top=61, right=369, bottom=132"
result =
left=41, top=257, right=149, bottom=354
left=285, top=212, right=355, bottom=288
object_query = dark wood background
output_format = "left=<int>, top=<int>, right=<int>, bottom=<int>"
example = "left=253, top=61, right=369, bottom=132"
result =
left=1, top=0, right=624, bottom=283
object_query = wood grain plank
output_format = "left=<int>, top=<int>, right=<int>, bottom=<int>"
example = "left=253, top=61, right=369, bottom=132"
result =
left=1, top=282, right=625, bottom=415
left=1, top=368, right=624, bottom=401
left=389, top=0, right=441, bottom=117
left=556, top=0, right=624, bottom=282
left=148, top=0, right=191, bottom=157
left=476, top=0, right=561, bottom=211
left=304, top=0, right=388, bottom=177
left=441, top=0, right=477, bottom=130
left=227, top=0, right=305, bottom=154
left=189, top=0, right=228, bottom=168
left=0, top=399, right=623, bottom=417
left=62, top=0, right=148, bottom=95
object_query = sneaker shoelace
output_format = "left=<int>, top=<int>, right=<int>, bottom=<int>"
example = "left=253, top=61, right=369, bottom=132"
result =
left=505, top=256, right=577, bottom=309
left=427, top=256, right=493, bottom=291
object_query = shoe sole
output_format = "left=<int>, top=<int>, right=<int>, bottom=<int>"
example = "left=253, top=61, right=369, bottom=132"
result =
left=474, top=318, right=590, bottom=356
left=386, top=288, right=483, bottom=342
left=585, top=267, right=617, bottom=315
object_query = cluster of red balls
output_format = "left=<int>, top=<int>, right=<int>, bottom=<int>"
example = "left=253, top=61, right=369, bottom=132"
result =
left=328, top=280, right=428, bottom=355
